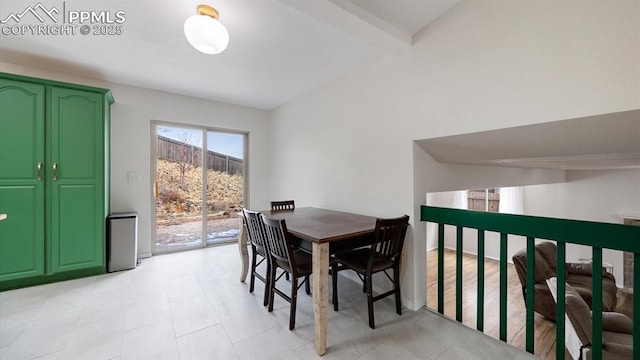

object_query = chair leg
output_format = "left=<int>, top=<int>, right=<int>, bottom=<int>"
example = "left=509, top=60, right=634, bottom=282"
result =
left=366, top=274, right=375, bottom=329
left=249, top=246, right=257, bottom=293
left=362, top=275, right=367, bottom=293
left=305, top=275, right=311, bottom=295
left=332, top=264, right=339, bottom=311
left=290, top=276, right=298, bottom=330
left=268, top=263, right=277, bottom=312
left=394, top=265, right=402, bottom=315
left=263, top=258, right=270, bottom=307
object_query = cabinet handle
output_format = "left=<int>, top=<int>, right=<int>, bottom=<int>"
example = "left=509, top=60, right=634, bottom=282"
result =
left=37, top=162, right=43, bottom=181
left=52, top=162, right=58, bottom=181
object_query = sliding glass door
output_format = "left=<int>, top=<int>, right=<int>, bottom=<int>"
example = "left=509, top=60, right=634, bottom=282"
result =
left=204, top=131, right=245, bottom=245
left=153, top=123, right=245, bottom=254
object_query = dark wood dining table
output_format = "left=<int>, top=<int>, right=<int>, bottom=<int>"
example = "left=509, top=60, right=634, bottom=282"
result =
left=260, top=207, right=378, bottom=355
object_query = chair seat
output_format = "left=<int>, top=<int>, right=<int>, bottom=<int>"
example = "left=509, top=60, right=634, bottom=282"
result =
left=331, top=215, right=409, bottom=329
left=275, top=249, right=312, bottom=276
left=334, top=248, right=394, bottom=273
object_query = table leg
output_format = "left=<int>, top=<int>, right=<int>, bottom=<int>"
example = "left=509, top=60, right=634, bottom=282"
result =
left=313, top=242, right=329, bottom=355
left=238, top=220, right=249, bottom=282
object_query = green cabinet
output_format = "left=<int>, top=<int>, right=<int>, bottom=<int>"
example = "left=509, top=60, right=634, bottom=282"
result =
left=0, top=73, right=112, bottom=290
left=0, top=80, right=45, bottom=282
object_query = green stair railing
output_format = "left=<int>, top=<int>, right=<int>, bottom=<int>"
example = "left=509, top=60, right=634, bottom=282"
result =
left=421, top=205, right=640, bottom=359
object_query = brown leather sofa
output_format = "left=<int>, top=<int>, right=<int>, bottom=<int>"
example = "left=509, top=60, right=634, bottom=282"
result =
left=512, top=241, right=618, bottom=321
left=547, top=277, right=632, bottom=359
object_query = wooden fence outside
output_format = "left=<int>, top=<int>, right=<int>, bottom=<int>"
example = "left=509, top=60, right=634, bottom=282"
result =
left=467, top=190, right=500, bottom=212
left=157, top=136, right=243, bottom=176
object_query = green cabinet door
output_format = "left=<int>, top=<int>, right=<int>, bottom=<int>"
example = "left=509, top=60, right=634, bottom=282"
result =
left=0, top=79, right=46, bottom=281
left=49, top=87, right=104, bottom=273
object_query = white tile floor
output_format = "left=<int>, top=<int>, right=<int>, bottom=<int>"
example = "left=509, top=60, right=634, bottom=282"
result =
left=0, top=244, right=537, bottom=360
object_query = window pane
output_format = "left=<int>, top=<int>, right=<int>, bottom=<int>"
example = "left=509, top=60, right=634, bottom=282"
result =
left=206, top=131, right=244, bottom=245
left=155, top=126, right=204, bottom=252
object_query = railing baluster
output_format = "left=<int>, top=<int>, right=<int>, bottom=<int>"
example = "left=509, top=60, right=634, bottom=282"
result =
left=634, top=253, right=640, bottom=360
left=438, top=223, right=444, bottom=314
left=591, top=247, right=603, bottom=360
left=477, top=229, right=485, bottom=332
left=556, top=242, right=566, bottom=360
left=456, top=226, right=463, bottom=322
left=525, top=237, right=535, bottom=354
left=420, top=206, right=640, bottom=358
left=499, top=232, right=507, bottom=342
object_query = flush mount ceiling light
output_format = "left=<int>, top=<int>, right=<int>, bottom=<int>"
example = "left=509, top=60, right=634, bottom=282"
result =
left=184, top=4, right=229, bottom=55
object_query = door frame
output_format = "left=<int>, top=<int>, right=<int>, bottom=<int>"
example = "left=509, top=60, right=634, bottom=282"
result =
left=150, top=120, right=248, bottom=255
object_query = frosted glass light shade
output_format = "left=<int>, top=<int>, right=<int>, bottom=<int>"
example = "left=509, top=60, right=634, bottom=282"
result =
left=184, top=14, right=229, bottom=54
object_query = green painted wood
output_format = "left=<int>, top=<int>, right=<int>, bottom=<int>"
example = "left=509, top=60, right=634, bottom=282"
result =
left=525, top=237, right=535, bottom=354
left=634, top=253, right=640, bottom=360
left=103, top=98, right=111, bottom=265
left=421, top=206, right=640, bottom=252
left=0, top=79, right=46, bottom=282
left=500, top=232, right=507, bottom=342
left=556, top=243, right=566, bottom=360
left=476, top=230, right=484, bottom=332
left=421, top=206, right=640, bottom=358
left=0, top=72, right=113, bottom=104
left=438, top=223, right=444, bottom=314
left=49, top=87, right=105, bottom=273
left=456, top=226, right=463, bottom=322
left=591, top=248, right=603, bottom=360
left=0, top=73, right=110, bottom=291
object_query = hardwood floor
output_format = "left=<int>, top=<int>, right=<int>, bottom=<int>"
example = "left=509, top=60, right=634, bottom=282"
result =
left=426, top=249, right=558, bottom=359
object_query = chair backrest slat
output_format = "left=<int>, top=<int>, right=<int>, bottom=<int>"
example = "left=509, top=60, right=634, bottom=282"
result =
left=370, top=215, right=410, bottom=266
left=270, top=200, right=295, bottom=211
left=243, top=209, right=268, bottom=250
left=261, top=215, right=295, bottom=267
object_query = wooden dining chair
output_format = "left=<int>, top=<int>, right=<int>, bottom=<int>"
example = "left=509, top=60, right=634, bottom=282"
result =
left=331, top=215, right=409, bottom=329
left=242, top=209, right=271, bottom=306
left=271, top=199, right=305, bottom=269
left=261, top=214, right=312, bottom=330
left=270, top=200, right=295, bottom=211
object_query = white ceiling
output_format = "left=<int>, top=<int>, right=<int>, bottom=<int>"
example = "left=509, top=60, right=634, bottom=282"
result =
left=416, top=110, right=640, bottom=171
left=0, top=0, right=460, bottom=109
left=4, top=1, right=635, bottom=172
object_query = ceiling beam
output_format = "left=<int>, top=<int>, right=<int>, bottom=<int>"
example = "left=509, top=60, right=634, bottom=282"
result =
left=276, top=0, right=411, bottom=53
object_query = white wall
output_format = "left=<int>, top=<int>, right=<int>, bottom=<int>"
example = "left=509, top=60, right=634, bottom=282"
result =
left=270, top=0, right=639, bottom=310
left=0, top=62, right=271, bottom=258
left=269, top=52, right=422, bottom=307
left=524, top=169, right=640, bottom=286
left=269, top=51, right=414, bottom=214
left=410, top=0, right=639, bottom=138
